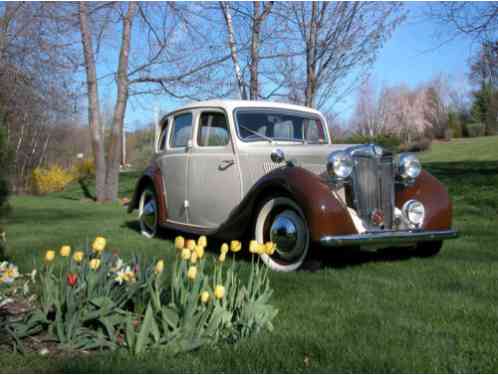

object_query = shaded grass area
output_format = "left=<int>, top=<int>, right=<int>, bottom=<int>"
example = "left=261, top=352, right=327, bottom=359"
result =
left=1, top=138, right=498, bottom=372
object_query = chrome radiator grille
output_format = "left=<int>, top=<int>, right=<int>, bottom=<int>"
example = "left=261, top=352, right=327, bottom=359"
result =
left=351, top=154, right=395, bottom=229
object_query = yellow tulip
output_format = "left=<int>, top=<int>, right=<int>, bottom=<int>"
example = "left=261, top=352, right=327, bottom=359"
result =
left=190, top=252, right=198, bottom=264
left=218, top=253, right=226, bottom=263
left=89, top=258, right=101, bottom=270
left=198, top=235, right=207, bottom=248
left=265, top=241, right=276, bottom=256
left=174, top=236, right=185, bottom=250
left=256, top=244, right=266, bottom=255
left=186, top=239, right=196, bottom=251
left=44, top=250, right=55, bottom=263
left=60, top=245, right=71, bottom=257
left=220, top=243, right=229, bottom=255
left=200, top=291, right=210, bottom=304
left=249, top=240, right=258, bottom=254
left=194, top=245, right=205, bottom=259
left=92, top=236, right=106, bottom=253
left=181, top=248, right=191, bottom=260
left=73, top=251, right=84, bottom=263
left=214, top=285, right=225, bottom=300
left=230, top=240, right=242, bottom=253
left=187, top=266, right=197, bottom=280
left=155, top=259, right=164, bottom=274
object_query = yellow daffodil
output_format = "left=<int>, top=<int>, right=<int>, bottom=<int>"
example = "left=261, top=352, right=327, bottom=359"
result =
left=187, top=266, right=197, bottom=280
left=45, top=250, right=55, bottom=263
left=249, top=240, right=258, bottom=254
left=115, top=266, right=136, bottom=284
left=220, top=243, right=229, bottom=255
left=186, top=239, right=196, bottom=251
left=174, top=236, right=185, bottom=250
left=92, top=236, right=106, bottom=254
left=73, top=251, right=84, bottom=263
left=218, top=253, right=226, bottom=263
left=190, top=252, right=198, bottom=264
left=194, top=245, right=205, bottom=259
left=200, top=291, right=210, bottom=304
left=265, top=241, right=276, bottom=255
left=89, top=258, right=101, bottom=270
left=181, top=248, right=191, bottom=260
left=60, top=245, right=71, bottom=257
left=0, top=263, right=19, bottom=284
left=230, top=240, right=242, bottom=253
left=214, top=285, right=225, bottom=300
left=154, top=259, right=164, bottom=274
left=198, top=235, right=207, bottom=248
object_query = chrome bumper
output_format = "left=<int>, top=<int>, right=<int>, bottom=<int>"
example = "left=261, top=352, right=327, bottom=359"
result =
left=320, top=229, right=458, bottom=248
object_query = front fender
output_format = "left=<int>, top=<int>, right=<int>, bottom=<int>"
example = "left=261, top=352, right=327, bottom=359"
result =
left=215, top=166, right=357, bottom=241
left=395, top=170, right=452, bottom=230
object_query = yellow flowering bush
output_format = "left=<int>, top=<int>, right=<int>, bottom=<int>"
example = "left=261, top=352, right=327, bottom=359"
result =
left=72, top=158, right=95, bottom=180
left=31, top=165, right=75, bottom=195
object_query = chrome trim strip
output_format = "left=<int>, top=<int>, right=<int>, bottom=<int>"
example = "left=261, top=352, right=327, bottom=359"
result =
left=320, top=229, right=458, bottom=247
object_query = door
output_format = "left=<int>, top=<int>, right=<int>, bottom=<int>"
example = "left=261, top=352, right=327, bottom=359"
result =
left=188, top=110, right=242, bottom=228
left=158, top=112, right=193, bottom=224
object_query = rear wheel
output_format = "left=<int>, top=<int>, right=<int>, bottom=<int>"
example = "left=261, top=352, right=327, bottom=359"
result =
left=139, top=186, right=158, bottom=238
left=415, top=240, right=443, bottom=257
left=254, top=197, right=310, bottom=272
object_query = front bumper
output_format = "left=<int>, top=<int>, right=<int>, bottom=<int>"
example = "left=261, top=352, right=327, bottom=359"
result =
left=320, top=229, right=458, bottom=248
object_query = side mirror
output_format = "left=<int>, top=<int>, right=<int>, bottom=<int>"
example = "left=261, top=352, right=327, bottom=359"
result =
left=186, top=139, right=193, bottom=151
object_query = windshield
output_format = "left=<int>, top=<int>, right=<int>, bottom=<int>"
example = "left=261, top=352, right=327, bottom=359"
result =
left=235, top=109, right=328, bottom=144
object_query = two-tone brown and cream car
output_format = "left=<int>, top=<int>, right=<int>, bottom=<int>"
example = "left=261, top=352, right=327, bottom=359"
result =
left=129, top=100, right=457, bottom=271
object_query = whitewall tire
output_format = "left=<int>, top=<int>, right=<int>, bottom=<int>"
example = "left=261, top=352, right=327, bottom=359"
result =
left=255, top=197, right=310, bottom=272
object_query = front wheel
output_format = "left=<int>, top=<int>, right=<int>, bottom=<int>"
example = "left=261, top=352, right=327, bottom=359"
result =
left=139, top=186, right=158, bottom=238
left=254, top=197, right=310, bottom=272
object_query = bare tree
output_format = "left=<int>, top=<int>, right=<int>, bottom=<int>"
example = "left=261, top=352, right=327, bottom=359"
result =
left=79, top=2, right=106, bottom=201
left=278, top=2, right=404, bottom=109
left=220, top=2, right=247, bottom=100
left=426, top=2, right=498, bottom=42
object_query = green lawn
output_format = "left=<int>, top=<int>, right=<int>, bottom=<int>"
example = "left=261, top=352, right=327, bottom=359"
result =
left=1, top=136, right=498, bottom=373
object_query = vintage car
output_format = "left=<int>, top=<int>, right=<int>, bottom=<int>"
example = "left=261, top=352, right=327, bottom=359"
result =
left=128, top=100, right=457, bottom=271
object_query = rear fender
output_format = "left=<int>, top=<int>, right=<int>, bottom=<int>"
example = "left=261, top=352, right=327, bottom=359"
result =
left=128, top=162, right=168, bottom=224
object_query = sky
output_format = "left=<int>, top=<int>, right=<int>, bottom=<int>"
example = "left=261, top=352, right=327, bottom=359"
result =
left=118, top=2, right=479, bottom=131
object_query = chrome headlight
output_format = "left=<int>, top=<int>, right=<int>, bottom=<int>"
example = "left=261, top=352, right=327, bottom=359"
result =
left=399, top=153, right=421, bottom=179
left=327, top=150, right=354, bottom=180
left=402, top=200, right=425, bottom=227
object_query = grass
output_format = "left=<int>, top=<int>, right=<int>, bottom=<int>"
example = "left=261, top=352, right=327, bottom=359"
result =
left=1, top=136, right=498, bottom=373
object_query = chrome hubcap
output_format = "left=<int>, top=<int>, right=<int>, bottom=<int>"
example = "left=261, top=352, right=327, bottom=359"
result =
left=141, top=191, right=157, bottom=233
left=270, top=210, right=303, bottom=261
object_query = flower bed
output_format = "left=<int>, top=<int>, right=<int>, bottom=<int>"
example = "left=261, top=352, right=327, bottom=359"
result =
left=0, top=236, right=278, bottom=356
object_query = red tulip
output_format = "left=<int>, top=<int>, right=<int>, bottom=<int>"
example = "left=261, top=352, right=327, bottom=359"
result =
left=67, top=273, right=78, bottom=286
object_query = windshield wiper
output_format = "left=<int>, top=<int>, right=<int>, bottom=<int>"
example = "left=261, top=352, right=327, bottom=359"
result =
left=238, top=124, right=273, bottom=143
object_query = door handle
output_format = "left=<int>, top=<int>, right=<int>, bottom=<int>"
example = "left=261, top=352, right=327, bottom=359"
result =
left=218, top=159, right=234, bottom=170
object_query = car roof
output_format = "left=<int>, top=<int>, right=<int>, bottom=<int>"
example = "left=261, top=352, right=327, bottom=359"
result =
left=165, top=100, right=323, bottom=117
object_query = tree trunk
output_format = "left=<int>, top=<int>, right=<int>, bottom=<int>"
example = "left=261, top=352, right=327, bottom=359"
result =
left=220, top=2, right=247, bottom=100
left=304, top=2, right=318, bottom=108
left=249, top=1, right=273, bottom=100
left=79, top=2, right=106, bottom=202
left=104, top=2, right=137, bottom=202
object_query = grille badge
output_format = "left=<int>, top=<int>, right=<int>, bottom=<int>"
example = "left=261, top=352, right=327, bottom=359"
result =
left=371, top=209, right=384, bottom=226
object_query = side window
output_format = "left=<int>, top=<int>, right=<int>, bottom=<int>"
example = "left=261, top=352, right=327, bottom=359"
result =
left=304, top=119, right=326, bottom=144
left=197, top=112, right=230, bottom=147
left=158, top=120, right=169, bottom=151
left=170, top=113, right=193, bottom=148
